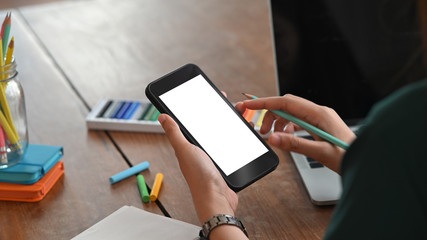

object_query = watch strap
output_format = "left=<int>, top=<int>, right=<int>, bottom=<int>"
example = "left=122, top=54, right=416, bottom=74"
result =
left=199, top=214, right=248, bottom=239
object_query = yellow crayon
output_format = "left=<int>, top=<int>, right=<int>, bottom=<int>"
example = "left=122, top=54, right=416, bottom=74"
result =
left=149, top=173, right=164, bottom=201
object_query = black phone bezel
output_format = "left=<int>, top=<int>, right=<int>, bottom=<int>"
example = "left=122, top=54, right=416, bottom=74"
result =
left=145, top=64, right=279, bottom=191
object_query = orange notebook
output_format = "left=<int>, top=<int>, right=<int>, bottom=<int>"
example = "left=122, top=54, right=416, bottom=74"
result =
left=0, top=161, right=64, bottom=202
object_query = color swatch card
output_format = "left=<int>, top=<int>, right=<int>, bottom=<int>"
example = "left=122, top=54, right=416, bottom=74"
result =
left=86, top=99, right=272, bottom=137
left=86, top=99, right=163, bottom=133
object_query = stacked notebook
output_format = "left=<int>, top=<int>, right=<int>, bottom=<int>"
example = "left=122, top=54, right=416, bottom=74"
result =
left=0, top=144, right=64, bottom=202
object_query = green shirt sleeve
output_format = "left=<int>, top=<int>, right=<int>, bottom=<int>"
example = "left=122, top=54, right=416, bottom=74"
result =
left=324, top=80, right=427, bottom=239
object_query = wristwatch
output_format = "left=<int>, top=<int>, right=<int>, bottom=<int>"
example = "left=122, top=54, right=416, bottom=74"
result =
left=199, top=214, right=248, bottom=239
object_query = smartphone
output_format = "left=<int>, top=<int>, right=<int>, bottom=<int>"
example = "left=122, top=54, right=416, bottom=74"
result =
left=145, top=64, right=279, bottom=191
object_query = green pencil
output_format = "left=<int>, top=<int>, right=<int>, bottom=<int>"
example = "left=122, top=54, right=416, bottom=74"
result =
left=2, top=13, right=11, bottom=59
left=242, top=93, right=349, bottom=150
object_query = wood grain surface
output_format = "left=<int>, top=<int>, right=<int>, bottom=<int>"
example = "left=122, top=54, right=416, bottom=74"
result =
left=0, top=10, right=163, bottom=240
left=0, top=1, right=334, bottom=239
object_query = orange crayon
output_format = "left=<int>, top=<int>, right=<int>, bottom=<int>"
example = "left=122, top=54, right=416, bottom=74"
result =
left=149, top=173, right=164, bottom=201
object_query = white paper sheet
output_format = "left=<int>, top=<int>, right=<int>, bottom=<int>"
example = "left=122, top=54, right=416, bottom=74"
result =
left=72, top=206, right=200, bottom=240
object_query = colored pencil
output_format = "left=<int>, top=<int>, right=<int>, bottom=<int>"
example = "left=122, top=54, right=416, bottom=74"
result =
left=5, top=36, right=14, bottom=65
left=0, top=126, right=7, bottom=164
left=0, top=14, right=20, bottom=151
left=242, top=93, right=349, bottom=150
left=0, top=81, right=19, bottom=144
left=0, top=34, right=6, bottom=163
left=0, top=110, right=19, bottom=146
left=2, top=13, right=11, bottom=59
left=0, top=13, right=9, bottom=41
left=0, top=39, right=3, bottom=67
left=0, top=39, right=5, bottom=80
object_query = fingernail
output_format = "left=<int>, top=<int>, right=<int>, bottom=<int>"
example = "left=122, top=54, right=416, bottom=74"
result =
left=269, top=134, right=280, bottom=146
left=157, top=114, right=165, bottom=124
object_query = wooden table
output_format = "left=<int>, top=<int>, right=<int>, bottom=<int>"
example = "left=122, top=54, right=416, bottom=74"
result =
left=0, top=1, right=334, bottom=239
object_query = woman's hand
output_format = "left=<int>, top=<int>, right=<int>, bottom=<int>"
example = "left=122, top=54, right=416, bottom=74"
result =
left=236, top=94, right=356, bottom=173
left=158, top=114, right=239, bottom=225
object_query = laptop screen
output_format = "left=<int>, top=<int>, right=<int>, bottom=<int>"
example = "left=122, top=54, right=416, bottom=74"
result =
left=270, top=0, right=426, bottom=125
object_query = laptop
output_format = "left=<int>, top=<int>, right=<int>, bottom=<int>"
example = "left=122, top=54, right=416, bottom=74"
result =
left=269, top=0, right=425, bottom=205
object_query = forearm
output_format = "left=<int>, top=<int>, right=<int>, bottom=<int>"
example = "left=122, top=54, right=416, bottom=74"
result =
left=190, top=185, right=248, bottom=239
left=158, top=114, right=246, bottom=239
left=208, top=225, right=249, bottom=240
left=190, top=183, right=236, bottom=223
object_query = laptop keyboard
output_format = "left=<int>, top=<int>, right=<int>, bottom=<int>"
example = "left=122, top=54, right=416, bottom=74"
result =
left=301, top=135, right=324, bottom=168
left=307, top=157, right=324, bottom=168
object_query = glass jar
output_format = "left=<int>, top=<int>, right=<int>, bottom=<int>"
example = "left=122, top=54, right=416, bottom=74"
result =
left=0, top=59, right=28, bottom=169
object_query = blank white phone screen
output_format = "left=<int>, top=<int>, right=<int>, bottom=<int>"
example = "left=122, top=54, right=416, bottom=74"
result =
left=159, top=75, right=268, bottom=175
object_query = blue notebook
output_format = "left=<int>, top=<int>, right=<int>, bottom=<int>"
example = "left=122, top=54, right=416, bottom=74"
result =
left=0, top=144, right=64, bottom=184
